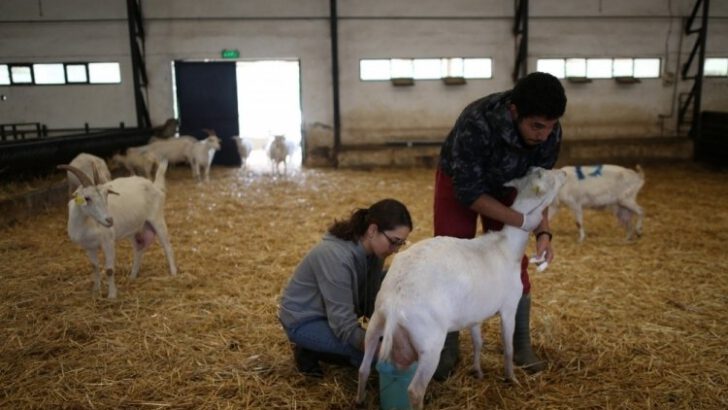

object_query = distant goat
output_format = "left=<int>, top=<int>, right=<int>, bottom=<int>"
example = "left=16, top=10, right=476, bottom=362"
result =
left=185, top=129, right=221, bottom=182
left=231, top=135, right=253, bottom=167
left=66, top=153, right=112, bottom=196
left=143, top=135, right=197, bottom=166
left=548, top=164, right=645, bottom=242
left=151, top=118, right=178, bottom=139
left=110, top=148, right=158, bottom=179
left=356, top=168, right=567, bottom=410
left=267, top=135, right=293, bottom=175
left=59, top=161, right=176, bottom=299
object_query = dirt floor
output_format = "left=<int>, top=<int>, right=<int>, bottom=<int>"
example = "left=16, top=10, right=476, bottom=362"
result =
left=1, top=162, right=727, bottom=409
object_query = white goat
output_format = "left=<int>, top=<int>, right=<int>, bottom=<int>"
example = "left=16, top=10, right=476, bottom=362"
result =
left=59, top=161, right=176, bottom=299
left=355, top=167, right=566, bottom=410
left=185, top=132, right=221, bottom=182
left=548, top=164, right=645, bottom=242
left=110, top=147, right=158, bottom=179
left=67, top=153, right=112, bottom=196
left=231, top=135, right=253, bottom=167
left=143, top=135, right=197, bottom=165
left=267, top=135, right=290, bottom=175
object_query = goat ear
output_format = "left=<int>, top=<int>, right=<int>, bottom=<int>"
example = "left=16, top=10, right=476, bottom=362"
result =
left=70, top=186, right=82, bottom=198
left=92, top=164, right=101, bottom=185
left=107, top=189, right=120, bottom=196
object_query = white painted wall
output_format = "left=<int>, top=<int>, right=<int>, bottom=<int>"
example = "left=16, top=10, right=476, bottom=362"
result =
left=0, top=0, right=727, bottom=146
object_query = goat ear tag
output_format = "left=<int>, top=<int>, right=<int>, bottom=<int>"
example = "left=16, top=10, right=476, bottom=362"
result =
left=532, top=185, right=541, bottom=195
left=74, top=195, right=86, bottom=206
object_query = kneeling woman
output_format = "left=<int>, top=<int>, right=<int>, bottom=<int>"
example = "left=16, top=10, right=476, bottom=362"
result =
left=278, top=198, right=413, bottom=377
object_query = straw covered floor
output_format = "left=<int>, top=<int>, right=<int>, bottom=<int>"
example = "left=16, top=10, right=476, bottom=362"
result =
left=1, top=163, right=727, bottom=409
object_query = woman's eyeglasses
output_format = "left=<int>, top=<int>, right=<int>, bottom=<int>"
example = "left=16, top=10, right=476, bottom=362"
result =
left=381, top=231, right=407, bottom=248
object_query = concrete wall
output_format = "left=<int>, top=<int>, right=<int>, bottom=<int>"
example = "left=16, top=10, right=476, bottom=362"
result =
left=1, top=0, right=727, bottom=166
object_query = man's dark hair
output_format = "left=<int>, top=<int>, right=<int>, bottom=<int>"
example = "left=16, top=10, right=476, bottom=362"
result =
left=511, top=72, right=567, bottom=119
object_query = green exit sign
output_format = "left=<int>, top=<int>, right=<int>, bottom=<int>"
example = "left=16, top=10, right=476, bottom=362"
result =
left=221, top=49, right=240, bottom=59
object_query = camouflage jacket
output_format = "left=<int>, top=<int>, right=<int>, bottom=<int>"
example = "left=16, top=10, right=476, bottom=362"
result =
left=439, top=90, right=562, bottom=206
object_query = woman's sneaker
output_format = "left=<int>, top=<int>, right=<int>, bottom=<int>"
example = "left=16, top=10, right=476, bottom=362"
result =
left=293, top=345, right=324, bottom=378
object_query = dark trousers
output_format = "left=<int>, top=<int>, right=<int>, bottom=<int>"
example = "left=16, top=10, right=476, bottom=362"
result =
left=433, top=167, right=530, bottom=292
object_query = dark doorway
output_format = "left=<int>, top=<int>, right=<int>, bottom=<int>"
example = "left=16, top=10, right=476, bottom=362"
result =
left=174, top=61, right=240, bottom=166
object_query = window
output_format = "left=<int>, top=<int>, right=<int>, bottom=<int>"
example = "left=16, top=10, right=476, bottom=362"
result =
left=565, top=58, right=586, bottom=78
left=413, top=59, right=441, bottom=80
left=0, top=61, right=120, bottom=85
left=537, top=59, right=565, bottom=78
left=463, top=58, right=492, bottom=79
left=537, top=57, right=661, bottom=80
left=0, top=65, right=9, bottom=85
left=360, top=57, right=492, bottom=81
left=444, top=58, right=464, bottom=77
left=391, top=59, right=414, bottom=78
left=360, top=59, right=390, bottom=80
left=633, top=59, right=660, bottom=78
left=66, top=64, right=88, bottom=83
left=33, top=63, right=66, bottom=84
left=613, top=59, right=634, bottom=77
left=704, top=58, right=728, bottom=77
left=88, top=62, right=121, bottom=83
left=587, top=59, right=612, bottom=79
left=10, top=65, right=33, bottom=84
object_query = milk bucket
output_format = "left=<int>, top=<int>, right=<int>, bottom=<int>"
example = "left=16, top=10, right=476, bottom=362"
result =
left=376, top=361, right=418, bottom=410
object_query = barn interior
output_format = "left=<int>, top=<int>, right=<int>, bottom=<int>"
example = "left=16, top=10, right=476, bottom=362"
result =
left=1, top=1, right=727, bottom=409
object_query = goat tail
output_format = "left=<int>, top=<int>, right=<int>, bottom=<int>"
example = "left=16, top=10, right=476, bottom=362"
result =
left=377, top=305, right=399, bottom=362
left=154, top=160, right=169, bottom=192
left=635, top=164, right=645, bottom=181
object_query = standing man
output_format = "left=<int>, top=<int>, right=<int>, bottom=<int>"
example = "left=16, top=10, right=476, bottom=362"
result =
left=433, top=72, right=567, bottom=380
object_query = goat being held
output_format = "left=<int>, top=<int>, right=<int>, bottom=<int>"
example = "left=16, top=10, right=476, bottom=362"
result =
left=356, top=167, right=566, bottom=410
left=59, top=160, right=176, bottom=299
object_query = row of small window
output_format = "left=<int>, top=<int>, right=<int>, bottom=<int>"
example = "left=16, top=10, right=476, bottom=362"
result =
left=0, top=62, right=122, bottom=85
left=360, top=57, right=728, bottom=81
left=361, top=58, right=492, bottom=81
left=539, top=57, right=728, bottom=79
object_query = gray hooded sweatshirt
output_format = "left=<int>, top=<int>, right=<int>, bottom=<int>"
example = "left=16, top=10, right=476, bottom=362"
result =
left=278, top=233, right=384, bottom=350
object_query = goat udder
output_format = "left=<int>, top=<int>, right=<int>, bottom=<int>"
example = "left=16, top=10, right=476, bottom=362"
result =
left=390, top=326, right=418, bottom=368
left=134, top=221, right=158, bottom=250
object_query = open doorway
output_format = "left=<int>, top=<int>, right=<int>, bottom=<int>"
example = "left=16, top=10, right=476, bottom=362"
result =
left=236, top=60, right=302, bottom=173
left=172, top=59, right=302, bottom=173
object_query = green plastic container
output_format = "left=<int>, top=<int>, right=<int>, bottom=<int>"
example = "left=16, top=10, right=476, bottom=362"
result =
left=376, top=361, right=418, bottom=410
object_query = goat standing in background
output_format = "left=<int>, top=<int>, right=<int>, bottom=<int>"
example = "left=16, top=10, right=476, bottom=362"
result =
left=267, top=135, right=290, bottom=175
left=186, top=129, right=221, bottom=182
left=66, top=153, right=112, bottom=196
left=109, top=148, right=158, bottom=179
left=548, top=164, right=645, bottom=242
left=355, top=168, right=566, bottom=410
left=143, top=135, right=197, bottom=166
left=59, top=160, right=176, bottom=299
left=231, top=135, right=253, bottom=168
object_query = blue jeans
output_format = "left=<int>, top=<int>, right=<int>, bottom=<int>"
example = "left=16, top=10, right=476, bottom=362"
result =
left=283, top=317, right=363, bottom=367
